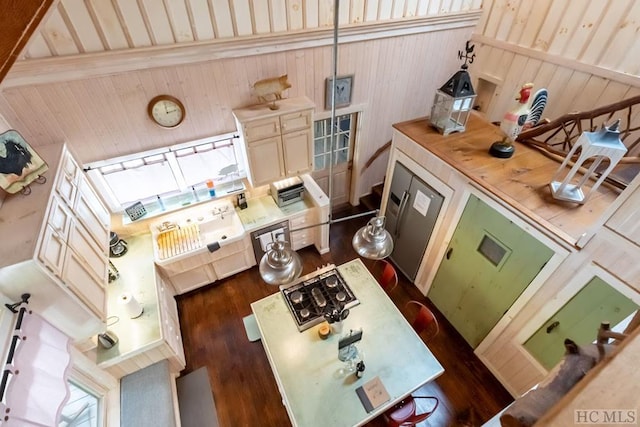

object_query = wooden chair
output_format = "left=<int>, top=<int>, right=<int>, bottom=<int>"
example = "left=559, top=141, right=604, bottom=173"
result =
left=370, top=259, right=398, bottom=293
left=406, top=301, right=439, bottom=341
left=383, top=395, right=439, bottom=427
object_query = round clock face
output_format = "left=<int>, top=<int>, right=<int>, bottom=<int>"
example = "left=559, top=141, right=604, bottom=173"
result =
left=148, top=95, right=185, bottom=128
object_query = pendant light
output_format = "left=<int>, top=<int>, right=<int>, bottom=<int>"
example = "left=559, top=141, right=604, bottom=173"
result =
left=258, top=0, right=394, bottom=285
left=352, top=216, right=394, bottom=260
left=259, top=241, right=303, bottom=285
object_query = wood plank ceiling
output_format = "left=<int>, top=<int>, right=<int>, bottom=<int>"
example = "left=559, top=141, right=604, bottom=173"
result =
left=21, top=0, right=482, bottom=60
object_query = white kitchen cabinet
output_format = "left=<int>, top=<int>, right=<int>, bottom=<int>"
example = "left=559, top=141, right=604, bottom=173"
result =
left=211, top=236, right=255, bottom=279
left=246, top=136, right=285, bottom=185
left=156, top=272, right=186, bottom=368
left=289, top=209, right=317, bottom=251
left=159, top=234, right=256, bottom=294
left=162, top=261, right=217, bottom=295
left=0, top=143, right=109, bottom=341
left=234, top=97, right=315, bottom=187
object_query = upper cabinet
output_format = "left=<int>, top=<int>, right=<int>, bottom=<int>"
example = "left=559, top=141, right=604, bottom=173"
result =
left=0, top=143, right=110, bottom=341
left=233, top=97, right=314, bottom=187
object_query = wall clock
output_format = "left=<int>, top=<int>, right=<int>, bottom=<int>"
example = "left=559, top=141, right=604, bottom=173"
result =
left=148, top=95, right=185, bottom=128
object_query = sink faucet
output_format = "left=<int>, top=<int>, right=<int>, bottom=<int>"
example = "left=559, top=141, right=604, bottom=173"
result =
left=157, top=221, right=178, bottom=232
left=212, top=205, right=229, bottom=219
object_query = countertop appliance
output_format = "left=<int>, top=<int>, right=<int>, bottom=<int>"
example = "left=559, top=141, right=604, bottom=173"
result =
left=109, top=232, right=128, bottom=258
left=250, top=220, right=290, bottom=262
left=270, top=176, right=305, bottom=207
left=280, top=264, right=359, bottom=331
left=98, top=330, right=119, bottom=349
left=385, top=162, right=444, bottom=281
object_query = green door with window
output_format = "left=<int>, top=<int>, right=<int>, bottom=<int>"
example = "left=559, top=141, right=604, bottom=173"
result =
left=428, top=195, right=554, bottom=348
left=524, top=276, right=638, bottom=370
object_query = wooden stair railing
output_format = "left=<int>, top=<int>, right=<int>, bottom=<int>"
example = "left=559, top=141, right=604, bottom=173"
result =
left=361, top=140, right=391, bottom=175
left=517, top=95, right=640, bottom=189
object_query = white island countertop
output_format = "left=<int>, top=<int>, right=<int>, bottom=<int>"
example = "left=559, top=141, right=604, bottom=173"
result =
left=251, top=259, right=444, bottom=427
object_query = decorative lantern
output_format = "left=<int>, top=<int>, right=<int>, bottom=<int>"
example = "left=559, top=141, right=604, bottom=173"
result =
left=430, top=41, right=476, bottom=135
left=549, top=120, right=627, bottom=204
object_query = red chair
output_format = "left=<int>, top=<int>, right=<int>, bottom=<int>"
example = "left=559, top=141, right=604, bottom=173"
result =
left=383, top=395, right=439, bottom=427
left=406, top=301, right=439, bottom=341
left=371, top=259, right=398, bottom=293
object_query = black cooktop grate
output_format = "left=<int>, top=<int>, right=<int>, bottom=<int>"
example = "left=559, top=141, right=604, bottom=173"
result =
left=281, top=267, right=359, bottom=332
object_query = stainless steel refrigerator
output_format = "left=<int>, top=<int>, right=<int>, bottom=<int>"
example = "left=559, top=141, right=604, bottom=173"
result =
left=384, top=162, right=444, bottom=281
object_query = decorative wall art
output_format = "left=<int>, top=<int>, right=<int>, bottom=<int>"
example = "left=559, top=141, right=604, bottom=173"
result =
left=325, top=75, right=353, bottom=110
left=0, top=130, right=48, bottom=194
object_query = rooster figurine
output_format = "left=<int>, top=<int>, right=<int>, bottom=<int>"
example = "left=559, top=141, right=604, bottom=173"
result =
left=490, top=83, right=534, bottom=158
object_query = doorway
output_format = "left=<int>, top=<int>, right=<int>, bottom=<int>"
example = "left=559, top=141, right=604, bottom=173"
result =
left=311, top=112, right=357, bottom=211
left=428, top=194, right=554, bottom=348
left=523, top=275, right=639, bottom=370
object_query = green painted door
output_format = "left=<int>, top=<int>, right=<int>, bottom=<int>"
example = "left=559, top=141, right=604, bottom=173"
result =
left=428, top=195, right=554, bottom=348
left=524, top=276, right=638, bottom=370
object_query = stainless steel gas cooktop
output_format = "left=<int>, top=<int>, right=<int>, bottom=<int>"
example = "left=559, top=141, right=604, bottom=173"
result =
left=280, top=264, right=359, bottom=332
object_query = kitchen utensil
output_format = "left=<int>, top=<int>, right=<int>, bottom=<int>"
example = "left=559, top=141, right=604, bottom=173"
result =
left=98, top=330, right=119, bottom=349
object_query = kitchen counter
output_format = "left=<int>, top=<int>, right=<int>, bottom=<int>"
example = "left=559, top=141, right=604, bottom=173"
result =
left=236, top=194, right=314, bottom=231
left=96, top=233, right=161, bottom=367
left=251, top=259, right=444, bottom=427
left=393, top=112, right=619, bottom=246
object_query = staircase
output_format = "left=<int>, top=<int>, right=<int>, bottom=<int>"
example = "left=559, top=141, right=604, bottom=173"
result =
left=359, top=182, right=384, bottom=212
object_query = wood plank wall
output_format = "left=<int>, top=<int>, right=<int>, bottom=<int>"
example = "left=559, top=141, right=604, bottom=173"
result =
left=471, top=0, right=640, bottom=123
left=0, top=29, right=475, bottom=203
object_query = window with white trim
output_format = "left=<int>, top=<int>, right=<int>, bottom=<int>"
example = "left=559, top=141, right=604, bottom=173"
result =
left=85, top=133, right=245, bottom=213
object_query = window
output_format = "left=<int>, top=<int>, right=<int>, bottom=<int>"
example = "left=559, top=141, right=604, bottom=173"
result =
left=313, top=114, right=354, bottom=170
left=86, top=132, right=245, bottom=213
left=59, top=380, right=100, bottom=427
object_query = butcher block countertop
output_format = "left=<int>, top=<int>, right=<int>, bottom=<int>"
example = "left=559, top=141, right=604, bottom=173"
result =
left=393, top=112, right=620, bottom=247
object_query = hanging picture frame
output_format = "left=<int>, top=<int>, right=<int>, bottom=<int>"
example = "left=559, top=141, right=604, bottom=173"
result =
left=325, top=75, right=354, bottom=110
left=0, top=130, right=48, bottom=194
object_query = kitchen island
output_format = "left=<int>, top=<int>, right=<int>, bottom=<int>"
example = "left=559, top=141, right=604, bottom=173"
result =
left=251, top=258, right=444, bottom=427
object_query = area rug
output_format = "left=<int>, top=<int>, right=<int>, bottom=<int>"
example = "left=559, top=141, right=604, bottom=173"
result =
left=176, top=367, right=219, bottom=427
left=242, top=314, right=261, bottom=342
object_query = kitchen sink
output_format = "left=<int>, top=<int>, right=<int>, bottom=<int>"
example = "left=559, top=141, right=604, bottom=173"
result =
left=151, top=200, right=246, bottom=264
left=198, top=207, right=245, bottom=245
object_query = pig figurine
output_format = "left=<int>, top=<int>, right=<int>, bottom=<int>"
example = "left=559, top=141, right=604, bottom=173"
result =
left=252, top=74, right=291, bottom=109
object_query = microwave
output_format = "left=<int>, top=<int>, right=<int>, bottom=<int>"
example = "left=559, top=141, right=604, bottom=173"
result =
left=270, top=176, right=305, bottom=207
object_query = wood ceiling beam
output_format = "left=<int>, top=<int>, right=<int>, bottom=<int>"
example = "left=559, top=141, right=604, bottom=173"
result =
left=0, top=0, right=56, bottom=85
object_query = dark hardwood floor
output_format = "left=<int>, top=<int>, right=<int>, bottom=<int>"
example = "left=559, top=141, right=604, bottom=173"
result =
left=176, top=207, right=513, bottom=426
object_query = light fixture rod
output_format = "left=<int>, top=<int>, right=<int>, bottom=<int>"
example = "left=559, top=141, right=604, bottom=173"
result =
left=289, top=209, right=379, bottom=233
left=327, top=0, right=340, bottom=224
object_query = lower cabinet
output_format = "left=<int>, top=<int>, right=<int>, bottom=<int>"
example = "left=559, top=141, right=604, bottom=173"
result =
left=159, top=234, right=256, bottom=295
left=156, top=273, right=186, bottom=370
left=99, top=270, right=186, bottom=379
left=289, top=209, right=317, bottom=251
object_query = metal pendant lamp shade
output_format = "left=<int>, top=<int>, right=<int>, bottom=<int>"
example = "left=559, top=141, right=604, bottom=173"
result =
left=259, top=241, right=303, bottom=285
left=352, top=216, right=394, bottom=260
